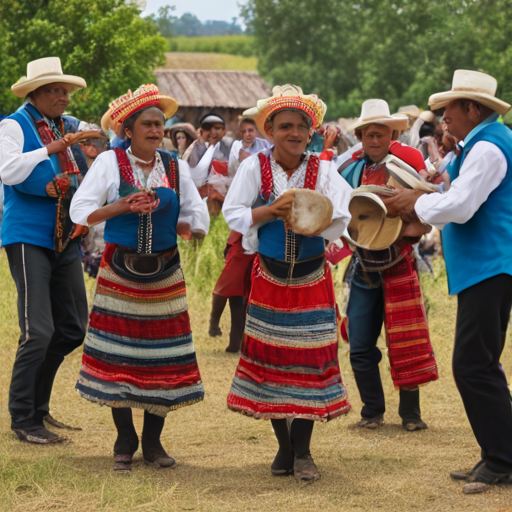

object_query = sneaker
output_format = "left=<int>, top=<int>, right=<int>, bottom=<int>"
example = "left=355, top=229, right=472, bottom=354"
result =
left=402, top=419, right=428, bottom=432
left=352, top=414, right=384, bottom=430
left=450, top=460, right=484, bottom=481
left=13, top=426, right=66, bottom=444
left=462, top=463, right=512, bottom=494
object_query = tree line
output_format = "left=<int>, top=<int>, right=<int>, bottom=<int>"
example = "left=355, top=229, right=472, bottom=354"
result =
left=241, top=0, right=512, bottom=119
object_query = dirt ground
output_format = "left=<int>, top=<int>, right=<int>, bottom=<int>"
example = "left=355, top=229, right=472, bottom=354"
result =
left=1, top=250, right=512, bottom=512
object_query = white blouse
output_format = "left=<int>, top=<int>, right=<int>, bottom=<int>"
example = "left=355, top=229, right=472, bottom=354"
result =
left=223, top=151, right=352, bottom=254
left=70, top=150, right=210, bottom=234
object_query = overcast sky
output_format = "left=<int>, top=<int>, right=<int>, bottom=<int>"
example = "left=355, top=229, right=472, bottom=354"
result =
left=141, top=0, right=245, bottom=23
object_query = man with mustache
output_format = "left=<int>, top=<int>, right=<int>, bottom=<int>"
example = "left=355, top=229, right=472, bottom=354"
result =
left=0, top=57, right=89, bottom=444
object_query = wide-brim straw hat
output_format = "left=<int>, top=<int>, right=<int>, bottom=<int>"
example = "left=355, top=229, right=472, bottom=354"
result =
left=347, top=191, right=402, bottom=251
left=395, top=105, right=421, bottom=118
left=101, top=84, right=178, bottom=136
left=11, top=57, right=86, bottom=98
left=245, top=84, right=327, bottom=139
left=429, top=69, right=511, bottom=115
left=385, top=155, right=438, bottom=192
left=351, top=99, right=408, bottom=132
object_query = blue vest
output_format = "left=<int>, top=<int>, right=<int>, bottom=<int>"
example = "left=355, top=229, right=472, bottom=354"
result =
left=258, top=219, right=325, bottom=261
left=443, top=122, right=512, bottom=295
left=1, top=104, right=87, bottom=249
left=103, top=151, right=180, bottom=251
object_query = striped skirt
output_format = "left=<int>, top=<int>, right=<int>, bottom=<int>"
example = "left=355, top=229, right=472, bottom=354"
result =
left=76, top=243, right=204, bottom=417
left=227, top=256, right=351, bottom=421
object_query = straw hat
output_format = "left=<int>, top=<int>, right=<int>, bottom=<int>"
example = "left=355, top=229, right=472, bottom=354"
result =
left=101, top=84, right=178, bottom=136
left=347, top=191, right=402, bottom=251
left=11, top=57, right=86, bottom=98
left=396, top=105, right=421, bottom=118
left=351, top=99, right=408, bottom=132
left=429, top=70, right=511, bottom=115
left=385, top=155, right=438, bottom=192
left=246, top=84, right=327, bottom=138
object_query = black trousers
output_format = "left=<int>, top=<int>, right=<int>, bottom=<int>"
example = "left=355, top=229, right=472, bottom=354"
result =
left=5, top=242, right=88, bottom=429
left=453, top=274, right=512, bottom=474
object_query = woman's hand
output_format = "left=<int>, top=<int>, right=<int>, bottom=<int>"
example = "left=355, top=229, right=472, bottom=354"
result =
left=124, top=191, right=160, bottom=214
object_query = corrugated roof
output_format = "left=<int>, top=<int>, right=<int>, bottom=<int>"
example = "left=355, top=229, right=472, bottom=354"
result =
left=155, top=70, right=271, bottom=109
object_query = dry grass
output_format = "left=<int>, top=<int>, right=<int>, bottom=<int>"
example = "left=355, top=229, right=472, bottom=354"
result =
left=160, top=53, right=258, bottom=72
left=1, top=243, right=512, bottom=511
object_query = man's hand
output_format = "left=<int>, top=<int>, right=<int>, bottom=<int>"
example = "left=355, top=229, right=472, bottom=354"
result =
left=268, top=190, right=295, bottom=220
left=322, top=125, right=339, bottom=150
left=70, top=224, right=89, bottom=239
left=46, top=138, right=68, bottom=156
left=128, top=191, right=159, bottom=214
left=381, top=189, right=425, bottom=216
left=46, top=182, right=58, bottom=197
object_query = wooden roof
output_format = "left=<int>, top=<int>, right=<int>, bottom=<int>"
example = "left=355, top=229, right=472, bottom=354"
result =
left=155, top=70, right=271, bottom=109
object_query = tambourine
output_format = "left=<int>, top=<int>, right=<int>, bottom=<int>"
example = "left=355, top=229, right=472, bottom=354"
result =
left=283, top=188, right=333, bottom=237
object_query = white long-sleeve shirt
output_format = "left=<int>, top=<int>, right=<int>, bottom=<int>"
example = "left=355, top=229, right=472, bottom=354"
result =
left=227, top=138, right=272, bottom=177
left=415, top=140, right=506, bottom=228
left=223, top=152, right=352, bottom=254
left=0, top=119, right=50, bottom=185
left=0, top=117, right=88, bottom=185
left=70, top=150, right=210, bottom=234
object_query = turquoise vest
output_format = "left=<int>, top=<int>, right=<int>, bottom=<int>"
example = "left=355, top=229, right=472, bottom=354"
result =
left=443, top=122, right=512, bottom=295
left=1, top=104, right=86, bottom=249
left=340, top=159, right=365, bottom=189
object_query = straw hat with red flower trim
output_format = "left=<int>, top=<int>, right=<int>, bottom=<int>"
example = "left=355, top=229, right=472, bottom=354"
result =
left=101, top=84, right=178, bottom=136
left=244, top=84, right=327, bottom=139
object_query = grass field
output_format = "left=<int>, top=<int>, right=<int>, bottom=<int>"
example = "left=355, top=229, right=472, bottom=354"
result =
left=161, top=52, right=258, bottom=71
left=1, top=226, right=512, bottom=511
left=167, top=36, right=255, bottom=58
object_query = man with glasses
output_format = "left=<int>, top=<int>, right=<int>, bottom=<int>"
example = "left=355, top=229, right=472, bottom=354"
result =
left=0, top=57, right=89, bottom=444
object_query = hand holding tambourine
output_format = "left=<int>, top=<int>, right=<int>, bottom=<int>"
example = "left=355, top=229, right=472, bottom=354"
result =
left=271, top=189, right=333, bottom=237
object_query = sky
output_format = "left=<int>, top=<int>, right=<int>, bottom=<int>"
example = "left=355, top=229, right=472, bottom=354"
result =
left=140, top=0, right=245, bottom=23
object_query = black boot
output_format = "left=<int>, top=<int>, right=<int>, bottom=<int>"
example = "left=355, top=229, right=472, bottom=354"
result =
left=352, top=366, right=386, bottom=426
left=226, top=296, right=246, bottom=353
left=290, top=419, right=319, bottom=484
left=209, top=293, right=227, bottom=337
left=142, top=411, right=175, bottom=468
left=270, top=419, right=294, bottom=476
left=111, top=408, right=139, bottom=472
left=399, top=388, right=427, bottom=431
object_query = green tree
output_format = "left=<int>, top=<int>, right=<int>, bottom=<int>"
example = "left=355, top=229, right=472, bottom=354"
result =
left=0, top=0, right=166, bottom=121
left=243, top=0, right=512, bottom=119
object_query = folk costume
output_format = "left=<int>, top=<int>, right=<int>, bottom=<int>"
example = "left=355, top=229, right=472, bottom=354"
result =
left=70, top=84, right=209, bottom=470
left=223, top=85, right=352, bottom=482
left=340, top=100, right=438, bottom=430
left=413, top=70, right=512, bottom=489
left=0, top=57, right=89, bottom=442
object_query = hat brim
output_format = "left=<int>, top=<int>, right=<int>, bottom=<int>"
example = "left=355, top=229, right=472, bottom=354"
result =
left=429, top=91, right=512, bottom=116
left=11, top=75, right=86, bottom=98
left=386, top=161, right=438, bottom=192
left=101, top=96, right=179, bottom=136
left=350, top=116, right=408, bottom=132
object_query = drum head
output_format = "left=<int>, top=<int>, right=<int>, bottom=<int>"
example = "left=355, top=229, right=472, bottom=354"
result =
left=286, top=188, right=333, bottom=237
left=348, top=195, right=386, bottom=248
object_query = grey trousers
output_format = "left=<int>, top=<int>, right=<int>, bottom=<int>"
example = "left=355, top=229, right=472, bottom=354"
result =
left=5, top=241, right=88, bottom=429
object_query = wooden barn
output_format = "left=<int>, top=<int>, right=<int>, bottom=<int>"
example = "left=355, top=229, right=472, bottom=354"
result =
left=155, top=70, right=271, bottom=134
